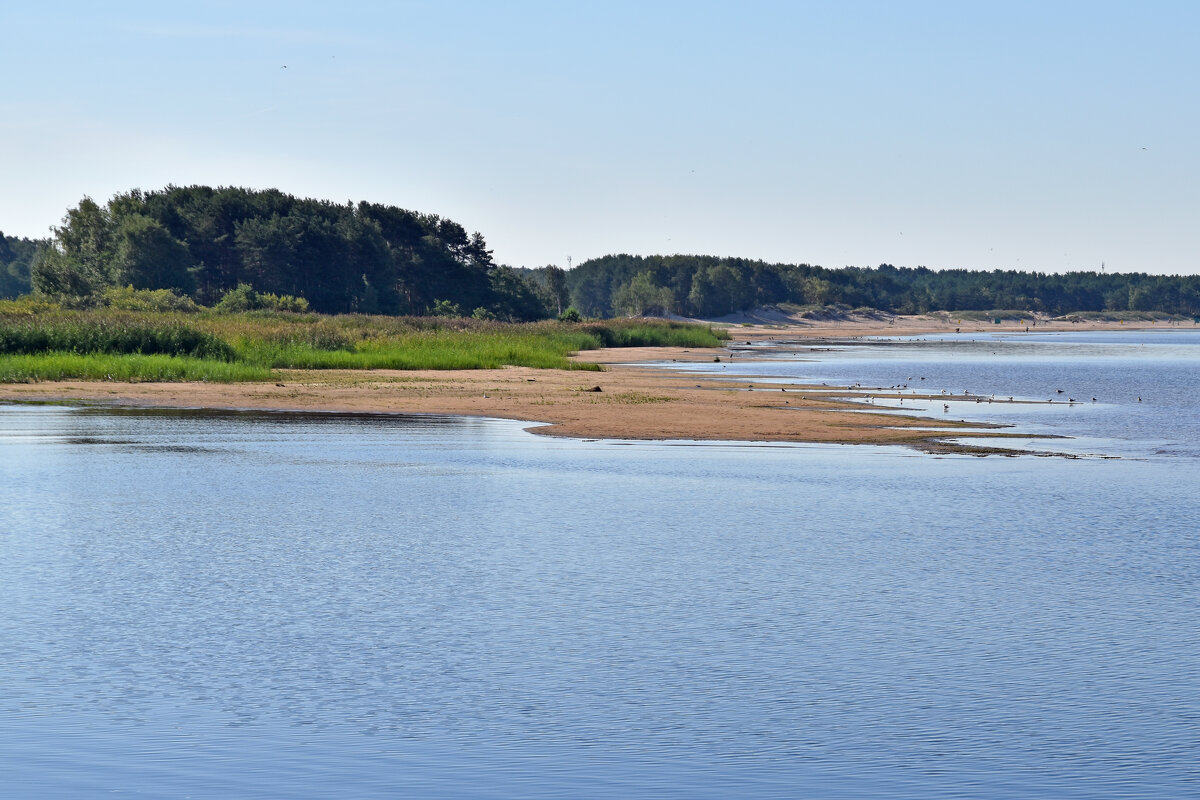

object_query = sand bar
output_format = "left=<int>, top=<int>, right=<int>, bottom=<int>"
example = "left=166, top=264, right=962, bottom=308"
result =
left=0, top=315, right=1179, bottom=452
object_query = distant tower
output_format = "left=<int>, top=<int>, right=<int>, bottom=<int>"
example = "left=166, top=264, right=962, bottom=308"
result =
left=567, top=255, right=572, bottom=270
left=1101, top=261, right=1105, bottom=273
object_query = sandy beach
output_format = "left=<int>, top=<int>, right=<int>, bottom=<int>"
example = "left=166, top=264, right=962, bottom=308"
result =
left=0, top=314, right=1179, bottom=452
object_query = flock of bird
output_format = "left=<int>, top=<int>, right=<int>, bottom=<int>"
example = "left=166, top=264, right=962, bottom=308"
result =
left=830, top=378, right=1113, bottom=413
left=723, top=345, right=1146, bottom=415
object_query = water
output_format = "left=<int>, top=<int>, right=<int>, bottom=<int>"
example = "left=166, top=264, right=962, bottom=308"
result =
left=2, top=331, right=1198, bottom=798
left=685, top=328, right=1200, bottom=458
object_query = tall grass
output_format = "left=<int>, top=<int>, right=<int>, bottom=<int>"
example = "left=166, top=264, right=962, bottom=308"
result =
left=0, top=308, right=727, bottom=381
left=0, top=353, right=271, bottom=383
left=581, top=321, right=727, bottom=348
left=0, top=315, right=235, bottom=360
left=236, top=330, right=606, bottom=370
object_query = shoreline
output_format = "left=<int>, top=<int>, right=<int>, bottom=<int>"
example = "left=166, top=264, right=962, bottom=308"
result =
left=0, top=318, right=1175, bottom=454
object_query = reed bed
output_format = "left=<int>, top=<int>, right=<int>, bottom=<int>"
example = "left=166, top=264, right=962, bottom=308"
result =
left=239, top=332, right=605, bottom=371
left=0, top=308, right=727, bottom=382
left=0, top=315, right=235, bottom=360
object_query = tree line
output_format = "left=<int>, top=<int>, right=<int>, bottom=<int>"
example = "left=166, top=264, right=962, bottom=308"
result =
left=0, top=232, right=40, bottom=300
left=567, top=254, right=1200, bottom=318
left=10, top=187, right=1200, bottom=318
left=25, top=186, right=565, bottom=320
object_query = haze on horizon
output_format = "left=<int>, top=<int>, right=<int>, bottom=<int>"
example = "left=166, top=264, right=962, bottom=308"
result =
left=2, top=1, right=1197, bottom=276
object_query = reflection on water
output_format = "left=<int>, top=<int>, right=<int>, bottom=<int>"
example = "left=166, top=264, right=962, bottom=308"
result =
left=3, top=393, right=1199, bottom=799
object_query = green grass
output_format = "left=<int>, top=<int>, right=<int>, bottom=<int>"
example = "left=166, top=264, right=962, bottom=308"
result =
left=946, top=309, right=1039, bottom=321
left=221, top=317, right=725, bottom=371
left=0, top=315, right=235, bottom=360
left=581, top=321, right=727, bottom=348
left=238, top=331, right=606, bottom=371
left=0, top=308, right=727, bottom=382
left=1058, top=310, right=1187, bottom=322
left=0, top=353, right=271, bottom=383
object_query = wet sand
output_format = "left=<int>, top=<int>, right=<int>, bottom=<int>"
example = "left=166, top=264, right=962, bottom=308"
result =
left=0, top=316, right=1174, bottom=452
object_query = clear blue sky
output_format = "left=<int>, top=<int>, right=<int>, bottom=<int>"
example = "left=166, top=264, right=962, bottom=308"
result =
left=2, top=1, right=1197, bottom=274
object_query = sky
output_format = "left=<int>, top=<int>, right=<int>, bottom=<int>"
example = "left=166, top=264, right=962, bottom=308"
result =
left=2, top=1, right=1197, bottom=275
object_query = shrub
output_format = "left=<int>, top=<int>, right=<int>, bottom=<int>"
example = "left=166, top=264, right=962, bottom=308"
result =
left=214, top=284, right=309, bottom=313
left=429, top=299, right=462, bottom=317
left=0, top=296, right=62, bottom=315
left=213, top=284, right=258, bottom=313
left=257, top=292, right=309, bottom=312
left=101, top=285, right=199, bottom=313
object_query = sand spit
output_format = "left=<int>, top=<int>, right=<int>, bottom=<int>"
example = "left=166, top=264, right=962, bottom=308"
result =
left=0, top=316, right=1174, bottom=454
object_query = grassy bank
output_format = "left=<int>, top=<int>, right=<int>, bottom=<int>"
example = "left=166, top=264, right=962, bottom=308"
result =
left=0, top=309, right=727, bottom=382
left=0, top=353, right=271, bottom=383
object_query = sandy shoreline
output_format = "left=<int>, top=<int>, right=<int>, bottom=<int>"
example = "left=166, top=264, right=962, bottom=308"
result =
left=0, top=316, right=1178, bottom=452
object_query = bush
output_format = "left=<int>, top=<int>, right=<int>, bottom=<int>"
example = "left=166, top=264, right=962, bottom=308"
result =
left=101, top=285, right=199, bottom=313
left=214, top=284, right=309, bottom=313
left=429, top=299, right=462, bottom=317
left=0, top=296, right=62, bottom=315
left=558, top=306, right=582, bottom=322
left=213, top=284, right=257, bottom=313
left=258, top=292, right=309, bottom=312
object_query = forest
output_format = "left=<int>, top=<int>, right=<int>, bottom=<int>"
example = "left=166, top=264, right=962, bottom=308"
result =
left=6, top=186, right=1199, bottom=318
left=0, top=232, right=39, bottom=301
left=567, top=254, right=1200, bottom=318
left=16, top=186, right=564, bottom=320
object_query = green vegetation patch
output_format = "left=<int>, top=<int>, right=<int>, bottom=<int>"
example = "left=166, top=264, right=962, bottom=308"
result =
left=0, top=309, right=725, bottom=382
left=0, top=353, right=270, bottom=383
left=243, top=331, right=603, bottom=371
left=944, top=309, right=1038, bottom=322
left=0, top=315, right=235, bottom=360
left=1059, top=310, right=1185, bottom=322
left=581, top=320, right=728, bottom=348
left=586, top=391, right=673, bottom=404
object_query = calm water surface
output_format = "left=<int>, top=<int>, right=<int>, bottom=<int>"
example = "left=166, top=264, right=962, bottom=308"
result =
left=2, top=331, right=1198, bottom=798
left=688, top=328, right=1200, bottom=458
